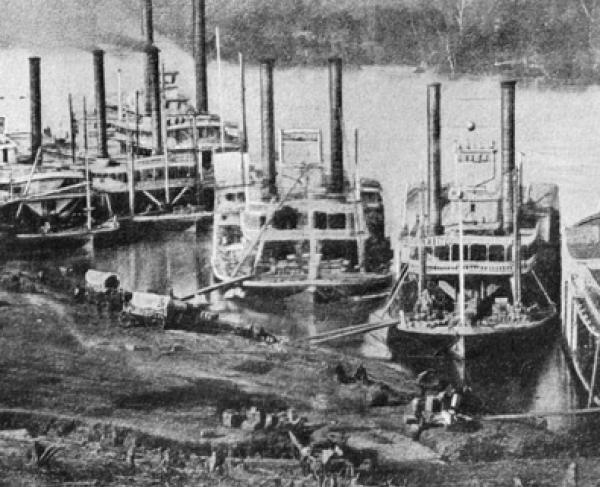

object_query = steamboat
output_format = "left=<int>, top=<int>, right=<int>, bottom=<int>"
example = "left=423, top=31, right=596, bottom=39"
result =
left=211, top=58, right=392, bottom=309
left=0, top=126, right=117, bottom=251
left=373, top=81, right=560, bottom=360
left=562, top=213, right=600, bottom=406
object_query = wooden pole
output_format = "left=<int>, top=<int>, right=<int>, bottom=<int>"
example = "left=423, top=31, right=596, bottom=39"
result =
left=135, top=90, right=141, bottom=152
left=83, top=95, right=92, bottom=231
left=481, top=407, right=600, bottom=421
left=68, top=93, right=76, bottom=165
left=239, top=53, right=247, bottom=202
left=161, top=63, right=170, bottom=205
left=239, top=52, right=248, bottom=153
left=190, top=115, right=202, bottom=207
left=588, top=338, right=600, bottom=407
left=179, top=274, right=255, bottom=301
left=513, top=164, right=522, bottom=307
left=83, top=97, right=88, bottom=153
left=128, top=106, right=136, bottom=217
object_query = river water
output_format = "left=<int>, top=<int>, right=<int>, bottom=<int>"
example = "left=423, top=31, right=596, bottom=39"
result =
left=3, top=40, right=600, bottom=434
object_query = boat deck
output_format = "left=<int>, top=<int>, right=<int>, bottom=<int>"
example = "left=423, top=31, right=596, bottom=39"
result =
left=396, top=307, right=556, bottom=336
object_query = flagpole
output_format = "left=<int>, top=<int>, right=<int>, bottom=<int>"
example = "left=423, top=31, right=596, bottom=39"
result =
left=455, top=143, right=465, bottom=327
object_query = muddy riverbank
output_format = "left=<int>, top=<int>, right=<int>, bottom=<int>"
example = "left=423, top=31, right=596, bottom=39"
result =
left=0, top=266, right=598, bottom=485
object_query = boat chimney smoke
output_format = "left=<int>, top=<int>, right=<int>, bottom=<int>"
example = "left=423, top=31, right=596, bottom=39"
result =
left=144, top=0, right=154, bottom=115
left=193, top=0, right=208, bottom=113
left=260, top=58, right=276, bottom=197
left=29, top=56, right=42, bottom=159
left=148, top=45, right=163, bottom=155
left=93, top=49, right=109, bottom=159
left=427, top=83, right=442, bottom=236
left=329, top=57, right=344, bottom=195
left=501, top=80, right=516, bottom=234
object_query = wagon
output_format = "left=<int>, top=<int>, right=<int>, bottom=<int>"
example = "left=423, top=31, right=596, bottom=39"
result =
left=85, top=270, right=120, bottom=294
left=120, top=291, right=173, bottom=328
left=84, top=270, right=121, bottom=307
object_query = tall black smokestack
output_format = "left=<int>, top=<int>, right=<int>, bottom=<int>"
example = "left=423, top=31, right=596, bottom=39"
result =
left=193, top=0, right=208, bottom=113
left=29, top=57, right=41, bottom=159
left=501, top=80, right=516, bottom=234
left=148, top=45, right=163, bottom=155
left=427, top=83, right=442, bottom=235
left=329, top=57, right=344, bottom=195
left=144, top=0, right=154, bottom=115
left=93, top=49, right=108, bottom=159
left=260, top=59, right=276, bottom=197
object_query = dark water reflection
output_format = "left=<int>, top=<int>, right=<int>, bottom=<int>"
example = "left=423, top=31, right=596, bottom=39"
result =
left=7, top=229, right=600, bottom=441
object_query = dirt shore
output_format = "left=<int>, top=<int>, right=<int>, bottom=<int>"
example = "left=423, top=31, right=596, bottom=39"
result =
left=0, top=267, right=598, bottom=485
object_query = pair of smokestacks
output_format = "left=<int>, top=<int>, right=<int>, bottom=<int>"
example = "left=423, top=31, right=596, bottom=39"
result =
left=426, top=80, right=516, bottom=236
left=29, top=1, right=210, bottom=160
left=28, top=54, right=110, bottom=160
left=143, top=0, right=208, bottom=113
left=28, top=55, right=111, bottom=160
left=259, top=57, right=345, bottom=197
left=142, top=0, right=210, bottom=154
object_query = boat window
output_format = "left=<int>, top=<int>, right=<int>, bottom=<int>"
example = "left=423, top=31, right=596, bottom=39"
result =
left=451, top=244, right=469, bottom=261
left=219, top=225, right=242, bottom=245
left=328, top=213, right=346, bottom=229
left=314, top=211, right=327, bottom=229
left=319, top=239, right=358, bottom=268
left=424, top=246, right=433, bottom=257
left=156, top=168, right=164, bottom=179
left=226, top=193, right=235, bottom=202
left=272, top=206, right=300, bottom=230
left=262, top=240, right=302, bottom=261
left=2, top=148, right=8, bottom=162
left=236, top=192, right=246, bottom=202
left=134, top=171, right=141, bottom=182
left=145, top=170, right=153, bottom=181
left=470, top=244, right=487, bottom=261
left=119, top=174, right=127, bottom=183
left=489, top=245, right=505, bottom=261
left=434, top=246, right=449, bottom=260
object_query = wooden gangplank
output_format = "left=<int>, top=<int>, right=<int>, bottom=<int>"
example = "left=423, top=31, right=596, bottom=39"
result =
left=179, top=274, right=254, bottom=301
left=294, top=318, right=399, bottom=345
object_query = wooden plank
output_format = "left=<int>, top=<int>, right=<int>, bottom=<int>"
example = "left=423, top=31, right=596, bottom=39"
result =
left=306, top=319, right=398, bottom=344
left=178, top=274, right=254, bottom=301
left=588, top=339, right=600, bottom=407
left=481, top=407, right=600, bottom=421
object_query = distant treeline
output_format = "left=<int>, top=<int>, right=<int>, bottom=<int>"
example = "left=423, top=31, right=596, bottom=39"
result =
left=157, top=0, right=600, bottom=83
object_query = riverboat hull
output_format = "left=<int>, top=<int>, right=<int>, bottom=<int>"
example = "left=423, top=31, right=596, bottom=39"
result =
left=241, top=273, right=392, bottom=301
left=384, top=311, right=559, bottom=360
left=8, top=224, right=119, bottom=253
left=93, top=210, right=212, bottom=247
